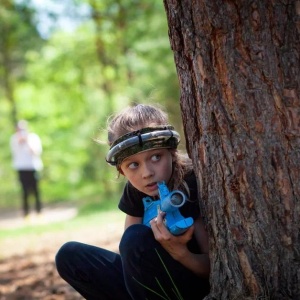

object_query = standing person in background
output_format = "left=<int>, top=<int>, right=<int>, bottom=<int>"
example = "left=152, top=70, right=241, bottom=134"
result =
left=10, top=120, right=43, bottom=218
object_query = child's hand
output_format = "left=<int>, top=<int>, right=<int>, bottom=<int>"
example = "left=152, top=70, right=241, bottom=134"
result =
left=150, top=210, right=194, bottom=260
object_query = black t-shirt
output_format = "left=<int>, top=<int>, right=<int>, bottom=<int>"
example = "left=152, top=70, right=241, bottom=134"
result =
left=118, top=171, right=202, bottom=253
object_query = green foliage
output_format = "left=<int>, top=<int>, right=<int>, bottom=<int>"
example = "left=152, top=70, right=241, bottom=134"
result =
left=0, top=0, right=181, bottom=210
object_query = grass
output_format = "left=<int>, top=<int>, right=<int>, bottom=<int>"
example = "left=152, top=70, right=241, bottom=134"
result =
left=0, top=200, right=124, bottom=259
left=0, top=208, right=123, bottom=238
left=0, top=194, right=120, bottom=235
left=133, top=249, right=184, bottom=300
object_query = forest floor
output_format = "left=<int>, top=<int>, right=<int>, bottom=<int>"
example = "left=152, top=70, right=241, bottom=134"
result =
left=0, top=204, right=124, bottom=300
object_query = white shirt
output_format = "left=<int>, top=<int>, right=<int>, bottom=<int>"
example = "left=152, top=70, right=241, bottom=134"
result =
left=10, top=131, right=43, bottom=171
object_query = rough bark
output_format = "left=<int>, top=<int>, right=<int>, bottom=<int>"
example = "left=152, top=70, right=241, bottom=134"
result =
left=164, top=0, right=300, bottom=299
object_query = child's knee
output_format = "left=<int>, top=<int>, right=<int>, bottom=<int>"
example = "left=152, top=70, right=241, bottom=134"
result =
left=55, top=241, right=79, bottom=270
left=119, top=224, right=153, bottom=257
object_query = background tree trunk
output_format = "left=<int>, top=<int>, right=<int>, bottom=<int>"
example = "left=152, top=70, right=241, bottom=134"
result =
left=163, top=1, right=300, bottom=299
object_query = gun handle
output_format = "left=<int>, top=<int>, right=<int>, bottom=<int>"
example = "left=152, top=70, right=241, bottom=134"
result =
left=165, top=208, right=194, bottom=235
left=169, top=217, right=194, bottom=235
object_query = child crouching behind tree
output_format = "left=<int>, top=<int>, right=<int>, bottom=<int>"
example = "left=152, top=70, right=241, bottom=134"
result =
left=55, top=103, right=210, bottom=299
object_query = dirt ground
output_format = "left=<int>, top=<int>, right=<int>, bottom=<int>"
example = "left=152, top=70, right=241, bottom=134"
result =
left=0, top=205, right=123, bottom=300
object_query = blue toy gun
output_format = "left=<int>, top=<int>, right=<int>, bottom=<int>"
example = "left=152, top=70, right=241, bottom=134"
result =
left=142, top=181, right=194, bottom=235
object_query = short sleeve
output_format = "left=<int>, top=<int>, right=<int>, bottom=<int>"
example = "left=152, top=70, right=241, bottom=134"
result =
left=118, top=181, right=147, bottom=217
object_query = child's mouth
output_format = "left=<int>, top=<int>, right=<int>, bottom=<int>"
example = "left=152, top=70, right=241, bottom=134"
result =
left=146, top=182, right=158, bottom=192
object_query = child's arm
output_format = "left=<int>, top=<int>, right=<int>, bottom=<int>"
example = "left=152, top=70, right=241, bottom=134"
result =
left=124, top=214, right=142, bottom=230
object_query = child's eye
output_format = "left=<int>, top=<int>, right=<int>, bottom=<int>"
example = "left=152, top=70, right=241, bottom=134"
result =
left=128, top=162, right=139, bottom=169
left=151, top=154, right=161, bottom=162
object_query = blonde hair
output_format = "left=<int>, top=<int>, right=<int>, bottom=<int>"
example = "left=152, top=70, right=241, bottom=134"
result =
left=106, top=103, right=193, bottom=193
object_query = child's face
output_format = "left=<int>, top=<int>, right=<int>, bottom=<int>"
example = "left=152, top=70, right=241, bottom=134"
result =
left=120, top=148, right=174, bottom=197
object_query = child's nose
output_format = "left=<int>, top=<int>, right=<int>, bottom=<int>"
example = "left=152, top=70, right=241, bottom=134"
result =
left=142, top=164, right=154, bottom=178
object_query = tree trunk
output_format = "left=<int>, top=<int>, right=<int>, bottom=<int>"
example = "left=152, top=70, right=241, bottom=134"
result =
left=163, top=0, right=300, bottom=299
left=0, top=0, right=18, bottom=126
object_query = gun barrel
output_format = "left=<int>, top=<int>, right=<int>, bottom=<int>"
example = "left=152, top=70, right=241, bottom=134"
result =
left=169, top=191, right=185, bottom=206
left=161, top=190, right=186, bottom=212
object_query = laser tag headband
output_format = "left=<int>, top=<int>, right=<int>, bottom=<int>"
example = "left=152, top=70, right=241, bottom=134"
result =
left=106, top=125, right=180, bottom=168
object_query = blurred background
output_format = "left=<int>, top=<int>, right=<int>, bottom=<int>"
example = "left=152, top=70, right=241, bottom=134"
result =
left=0, top=0, right=183, bottom=215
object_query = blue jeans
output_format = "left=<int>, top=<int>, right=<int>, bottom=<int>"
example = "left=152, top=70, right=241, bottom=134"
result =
left=55, top=224, right=210, bottom=300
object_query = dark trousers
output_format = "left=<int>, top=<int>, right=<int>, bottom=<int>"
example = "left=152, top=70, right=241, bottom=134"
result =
left=55, top=224, right=210, bottom=300
left=18, top=170, right=42, bottom=216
